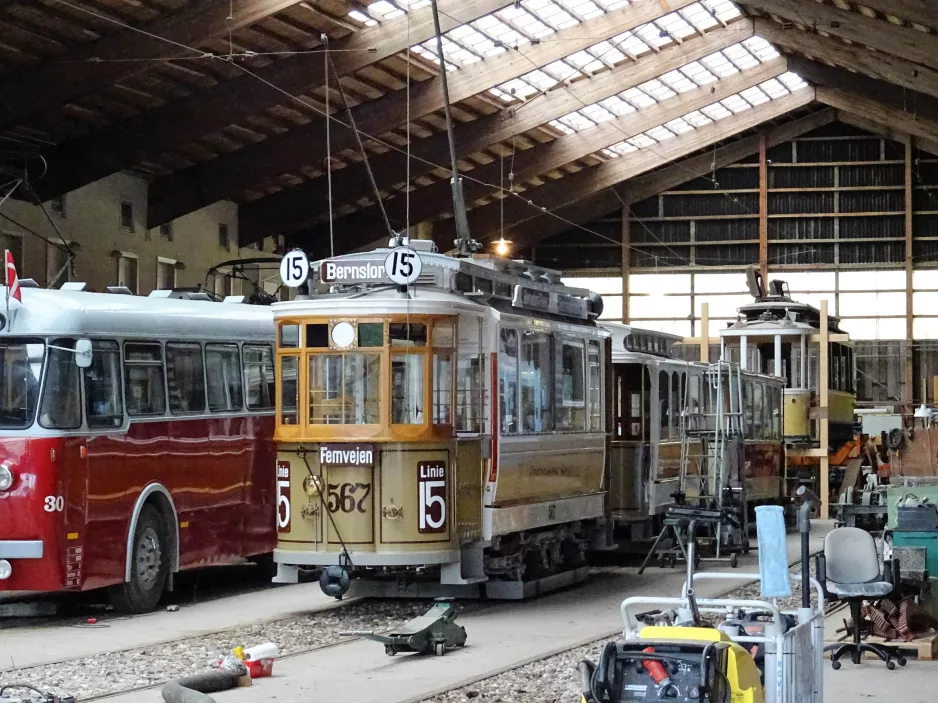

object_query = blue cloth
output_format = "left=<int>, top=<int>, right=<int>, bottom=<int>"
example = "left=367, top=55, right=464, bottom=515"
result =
left=755, top=505, right=792, bottom=598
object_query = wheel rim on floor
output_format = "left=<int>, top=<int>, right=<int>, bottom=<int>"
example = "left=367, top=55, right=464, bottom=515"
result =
left=135, top=526, right=163, bottom=589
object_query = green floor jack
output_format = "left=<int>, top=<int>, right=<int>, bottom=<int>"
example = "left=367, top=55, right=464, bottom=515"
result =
left=341, top=599, right=467, bottom=656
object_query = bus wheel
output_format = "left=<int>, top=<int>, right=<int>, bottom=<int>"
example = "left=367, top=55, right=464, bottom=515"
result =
left=110, top=505, right=169, bottom=614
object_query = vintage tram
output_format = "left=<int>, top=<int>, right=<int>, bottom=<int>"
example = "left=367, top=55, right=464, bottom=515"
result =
left=271, top=241, right=786, bottom=597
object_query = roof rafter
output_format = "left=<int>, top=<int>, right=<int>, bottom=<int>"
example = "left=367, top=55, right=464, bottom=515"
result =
left=491, top=106, right=835, bottom=250
left=753, top=18, right=938, bottom=101
left=847, top=0, right=936, bottom=30
left=238, top=19, right=755, bottom=242
left=0, top=0, right=307, bottom=129
left=736, top=0, right=938, bottom=71
left=292, top=54, right=788, bottom=252
left=32, top=0, right=514, bottom=200
left=155, top=0, right=699, bottom=229
left=432, top=87, right=815, bottom=249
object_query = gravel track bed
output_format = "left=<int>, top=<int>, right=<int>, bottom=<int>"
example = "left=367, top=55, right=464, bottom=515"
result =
left=4, top=599, right=476, bottom=701
left=424, top=569, right=810, bottom=703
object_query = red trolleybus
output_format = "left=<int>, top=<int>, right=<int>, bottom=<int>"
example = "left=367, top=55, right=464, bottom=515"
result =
left=0, top=280, right=276, bottom=612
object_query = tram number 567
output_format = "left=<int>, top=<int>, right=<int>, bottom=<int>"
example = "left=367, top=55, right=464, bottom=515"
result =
left=417, top=461, right=447, bottom=534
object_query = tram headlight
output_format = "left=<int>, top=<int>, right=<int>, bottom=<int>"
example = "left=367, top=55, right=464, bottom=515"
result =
left=0, top=462, right=14, bottom=491
left=0, top=560, right=11, bottom=580
left=303, top=474, right=322, bottom=497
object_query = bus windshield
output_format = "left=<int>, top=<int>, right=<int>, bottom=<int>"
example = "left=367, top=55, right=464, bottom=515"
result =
left=0, top=340, right=45, bottom=429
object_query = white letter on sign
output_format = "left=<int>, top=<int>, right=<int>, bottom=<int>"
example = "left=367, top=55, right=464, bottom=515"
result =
left=417, top=461, right=446, bottom=534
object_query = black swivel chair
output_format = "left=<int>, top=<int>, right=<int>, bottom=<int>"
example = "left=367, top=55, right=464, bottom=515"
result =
left=819, top=526, right=907, bottom=670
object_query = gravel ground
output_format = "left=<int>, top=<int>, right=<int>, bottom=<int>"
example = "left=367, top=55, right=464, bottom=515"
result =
left=3, top=599, right=481, bottom=701
left=424, top=568, right=813, bottom=703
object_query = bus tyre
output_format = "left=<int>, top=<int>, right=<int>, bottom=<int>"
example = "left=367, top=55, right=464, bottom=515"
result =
left=110, top=505, right=169, bottom=614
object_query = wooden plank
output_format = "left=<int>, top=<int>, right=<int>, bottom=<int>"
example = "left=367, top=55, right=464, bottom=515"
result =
left=32, top=0, right=514, bottom=200
left=820, top=299, right=829, bottom=520
left=736, top=0, right=938, bottom=70
left=816, top=87, right=938, bottom=146
left=431, top=89, right=815, bottom=249
left=844, top=0, right=936, bottom=31
left=906, top=136, right=914, bottom=408
left=622, top=206, right=631, bottom=324
left=0, top=0, right=308, bottom=128
left=753, top=18, right=938, bottom=102
left=235, top=20, right=755, bottom=242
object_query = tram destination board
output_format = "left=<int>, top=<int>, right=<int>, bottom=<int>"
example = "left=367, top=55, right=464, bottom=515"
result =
left=512, top=284, right=589, bottom=319
left=418, top=461, right=447, bottom=534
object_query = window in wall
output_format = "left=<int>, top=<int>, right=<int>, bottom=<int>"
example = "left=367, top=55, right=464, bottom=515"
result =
left=280, top=356, right=298, bottom=424
left=499, top=328, right=518, bottom=434
left=218, top=223, right=230, bottom=250
left=157, top=258, right=177, bottom=290
left=47, top=243, right=71, bottom=287
left=48, top=195, right=65, bottom=218
left=84, top=340, right=123, bottom=428
left=117, top=254, right=138, bottom=293
left=390, top=322, right=427, bottom=347
left=206, top=344, right=243, bottom=412
left=39, top=339, right=81, bottom=429
left=124, top=343, right=166, bottom=416
left=1, top=232, right=23, bottom=270
left=244, top=344, right=275, bottom=410
left=659, top=370, right=670, bottom=439
left=280, top=324, right=299, bottom=349
left=159, top=222, right=173, bottom=241
left=120, top=202, right=134, bottom=233
left=588, top=341, right=602, bottom=432
left=521, top=331, right=552, bottom=433
left=558, top=338, right=586, bottom=431
left=433, top=353, right=452, bottom=425
left=166, top=343, right=206, bottom=414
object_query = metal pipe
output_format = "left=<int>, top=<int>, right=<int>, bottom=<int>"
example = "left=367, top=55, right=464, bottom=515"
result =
left=740, top=335, right=748, bottom=371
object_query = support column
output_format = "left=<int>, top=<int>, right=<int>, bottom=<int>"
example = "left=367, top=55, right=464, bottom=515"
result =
left=740, top=335, right=748, bottom=371
left=820, top=300, right=830, bottom=520
left=774, top=334, right=782, bottom=379
left=759, top=133, right=768, bottom=282
left=905, top=137, right=915, bottom=410
left=700, top=303, right=709, bottom=363
left=621, top=206, right=631, bottom=324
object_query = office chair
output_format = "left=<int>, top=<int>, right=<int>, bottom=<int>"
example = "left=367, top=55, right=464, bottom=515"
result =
left=819, top=526, right=907, bottom=670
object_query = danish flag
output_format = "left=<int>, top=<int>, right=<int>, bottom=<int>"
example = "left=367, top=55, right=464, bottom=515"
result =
left=5, top=249, right=21, bottom=303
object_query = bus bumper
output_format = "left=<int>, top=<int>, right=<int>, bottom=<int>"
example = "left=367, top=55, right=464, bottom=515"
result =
left=0, top=541, right=43, bottom=559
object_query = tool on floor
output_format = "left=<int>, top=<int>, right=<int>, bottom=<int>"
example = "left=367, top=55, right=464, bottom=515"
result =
left=341, top=598, right=467, bottom=656
left=0, top=685, right=74, bottom=703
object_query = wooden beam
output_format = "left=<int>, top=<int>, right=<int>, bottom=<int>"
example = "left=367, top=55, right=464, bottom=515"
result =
left=160, top=18, right=753, bottom=230
left=736, top=0, right=938, bottom=70
left=753, top=18, right=938, bottom=101
left=815, top=87, right=938, bottom=145
left=834, top=111, right=938, bottom=157
left=495, top=107, right=835, bottom=249
left=622, top=206, right=631, bottom=324
left=277, top=55, right=784, bottom=250
left=906, top=135, right=914, bottom=408
left=32, top=0, right=514, bottom=200
left=846, top=0, right=936, bottom=30
left=432, top=88, right=815, bottom=249
left=0, top=0, right=307, bottom=128
left=820, top=299, right=830, bottom=519
left=758, top=131, right=767, bottom=281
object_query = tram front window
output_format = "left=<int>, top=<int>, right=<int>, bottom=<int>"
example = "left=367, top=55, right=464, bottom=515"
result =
left=40, top=339, right=82, bottom=429
left=0, top=340, right=44, bottom=429
left=392, top=354, right=424, bottom=424
left=309, top=353, right=381, bottom=424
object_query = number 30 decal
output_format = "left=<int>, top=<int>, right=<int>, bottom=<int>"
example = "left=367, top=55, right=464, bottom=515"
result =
left=417, top=462, right=447, bottom=534
left=44, top=496, right=65, bottom=512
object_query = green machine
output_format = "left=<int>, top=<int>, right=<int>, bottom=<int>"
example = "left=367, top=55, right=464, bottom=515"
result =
left=340, top=599, right=467, bottom=656
left=886, top=483, right=938, bottom=618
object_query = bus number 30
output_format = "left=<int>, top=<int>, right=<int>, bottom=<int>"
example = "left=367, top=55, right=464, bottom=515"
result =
left=326, top=483, right=371, bottom=514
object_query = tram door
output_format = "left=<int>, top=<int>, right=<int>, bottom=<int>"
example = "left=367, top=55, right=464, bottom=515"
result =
left=608, top=363, right=650, bottom=517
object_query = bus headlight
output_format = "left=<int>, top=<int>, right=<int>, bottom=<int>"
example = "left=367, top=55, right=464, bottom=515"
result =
left=0, top=560, right=11, bottom=580
left=0, top=463, right=13, bottom=491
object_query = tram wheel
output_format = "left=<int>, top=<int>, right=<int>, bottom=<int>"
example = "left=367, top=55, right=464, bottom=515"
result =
left=109, top=504, right=170, bottom=614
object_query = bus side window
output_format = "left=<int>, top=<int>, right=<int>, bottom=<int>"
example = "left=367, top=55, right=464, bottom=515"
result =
left=499, top=328, right=518, bottom=435
left=124, top=342, right=167, bottom=416
left=244, top=344, right=275, bottom=410
left=40, top=338, right=82, bottom=429
left=166, top=343, right=206, bottom=414
left=85, top=340, right=123, bottom=428
left=206, top=344, right=244, bottom=412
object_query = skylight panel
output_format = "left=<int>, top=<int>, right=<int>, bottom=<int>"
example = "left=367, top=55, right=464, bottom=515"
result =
left=608, top=140, right=639, bottom=155
left=489, top=86, right=515, bottom=102
left=759, top=78, right=788, bottom=98
left=535, top=1, right=579, bottom=29
left=723, top=43, right=759, bottom=70
left=527, top=69, right=559, bottom=91
left=602, top=147, right=621, bottom=158
left=779, top=72, right=808, bottom=90
left=679, top=3, right=718, bottom=31
left=369, top=1, right=400, bottom=19
left=635, top=21, right=674, bottom=50
left=560, top=111, right=597, bottom=131
left=581, top=103, right=616, bottom=123
left=646, top=125, right=676, bottom=142
left=588, top=40, right=625, bottom=65
left=630, top=133, right=657, bottom=148
left=743, top=36, right=779, bottom=61
left=656, top=13, right=695, bottom=39
left=701, top=102, right=733, bottom=121
left=683, top=110, right=712, bottom=128
left=701, top=52, right=738, bottom=78
left=484, top=19, right=529, bottom=49
left=348, top=9, right=378, bottom=26
left=659, top=70, right=697, bottom=93
left=569, top=0, right=605, bottom=20
left=681, top=61, right=718, bottom=85
left=720, top=94, right=751, bottom=113
left=601, top=95, right=636, bottom=116
left=542, top=60, right=580, bottom=81
left=740, top=86, right=770, bottom=106
left=709, top=0, right=741, bottom=22
left=602, top=0, right=631, bottom=11
left=616, top=32, right=653, bottom=59
left=497, top=78, right=540, bottom=99
left=549, top=119, right=577, bottom=135
left=639, top=79, right=677, bottom=101
left=620, top=87, right=657, bottom=109
left=665, top=117, right=695, bottom=134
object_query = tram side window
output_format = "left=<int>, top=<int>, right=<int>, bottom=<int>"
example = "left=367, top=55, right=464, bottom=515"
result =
left=244, top=344, right=275, bottom=410
left=310, top=353, right=381, bottom=425
left=588, top=341, right=602, bottom=432
left=499, top=329, right=518, bottom=434
left=166, top=343, right=206, bottom=414
left=558, top=338, right=586, bottom=432
left=280, top=356, right=298, bottom=425
left=521, top=331, right=552, bottom=433
left=124, top=343, right=167, bottom=416
left=743, top=380, right=754, bottom=439
left=206, top=344, right=244, bottom=412
left=84, top=340, right=123, bottom=428
left=752, top=382, right=764, bottom=438
left=659, top=370, right=669, bottom=439
left=392, top=354, right=424, bottom=425
left=433, top=353, right=453, bottom=425
left=456, top=353, right=483, bottom=433
left=40, top=338, right=81, bottom=429
left=670, top=371, right=681, bottom=436
left=772, top=385, right=781, bottom=438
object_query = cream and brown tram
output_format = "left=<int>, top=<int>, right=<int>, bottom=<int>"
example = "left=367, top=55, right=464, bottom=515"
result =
left=272, top=241, right=609, bottom=598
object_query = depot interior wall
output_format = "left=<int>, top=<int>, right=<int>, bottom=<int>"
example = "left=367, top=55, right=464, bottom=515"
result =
left=0, top=172, right=279, bottom=294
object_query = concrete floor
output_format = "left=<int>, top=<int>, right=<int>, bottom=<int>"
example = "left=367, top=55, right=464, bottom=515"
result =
left=826, top=660, right=938, bottom=702
left=102, top=524, right=845, bottom=703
